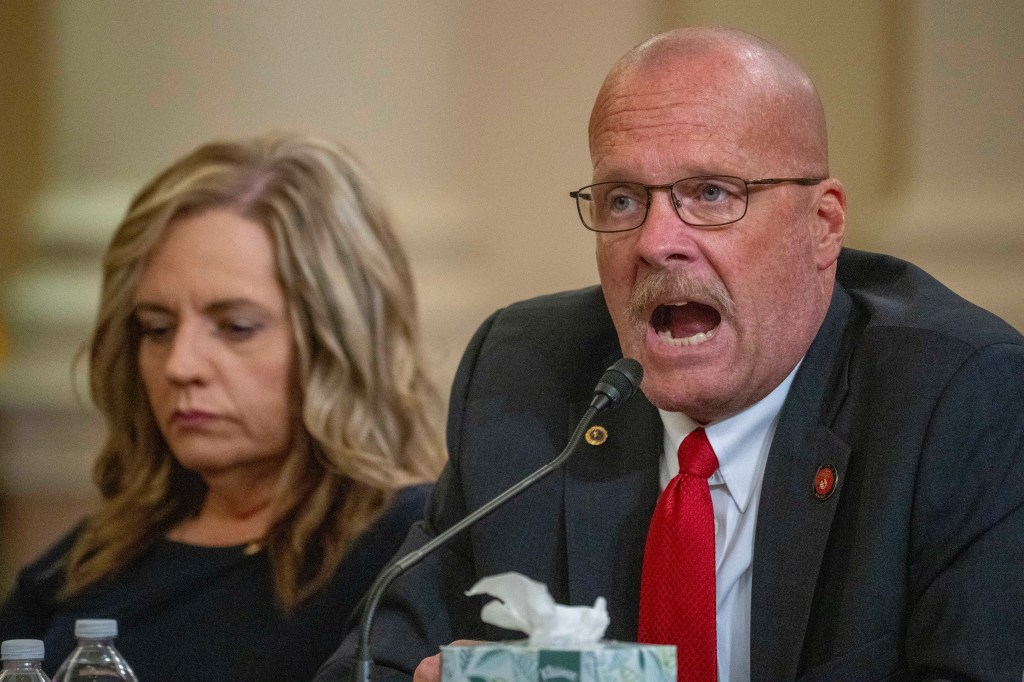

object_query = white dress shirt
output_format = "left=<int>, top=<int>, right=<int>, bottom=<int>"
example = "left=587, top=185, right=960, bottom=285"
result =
left=656, top=363, right=799, bottom=682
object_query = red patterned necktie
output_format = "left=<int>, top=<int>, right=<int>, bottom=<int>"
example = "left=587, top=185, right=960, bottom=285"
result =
left=638, top=427, right=719, bottom=681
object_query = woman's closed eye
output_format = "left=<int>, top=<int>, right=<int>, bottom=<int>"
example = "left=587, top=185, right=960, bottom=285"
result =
left=135, top=315, right=175, bottom=343
left=217, top=318, right=264, bottom=341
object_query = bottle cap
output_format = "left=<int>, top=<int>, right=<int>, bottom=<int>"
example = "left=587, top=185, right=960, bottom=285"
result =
left=1, top=639, right=44, bottom=661
left=74, top=619, right=118, bottom=639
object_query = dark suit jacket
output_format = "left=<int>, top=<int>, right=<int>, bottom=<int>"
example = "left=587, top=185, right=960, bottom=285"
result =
left=316, top=249, right=1024, bottom=681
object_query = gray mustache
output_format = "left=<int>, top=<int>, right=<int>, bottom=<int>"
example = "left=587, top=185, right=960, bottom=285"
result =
left=627, top=270, right=736, bottom=330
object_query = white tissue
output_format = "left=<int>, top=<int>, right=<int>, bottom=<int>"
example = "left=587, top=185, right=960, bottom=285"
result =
left=465, top=572, right=610, bottom=647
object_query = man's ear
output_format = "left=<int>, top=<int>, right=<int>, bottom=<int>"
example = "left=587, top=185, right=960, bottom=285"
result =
left=813, top=178, right=846, bottom=270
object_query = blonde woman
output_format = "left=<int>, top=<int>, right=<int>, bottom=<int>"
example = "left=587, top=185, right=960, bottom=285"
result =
left=0, top=133, right=446, bottom=680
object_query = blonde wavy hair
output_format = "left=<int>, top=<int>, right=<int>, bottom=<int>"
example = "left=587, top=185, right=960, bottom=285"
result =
left=63, top=132, right=446, bottom=607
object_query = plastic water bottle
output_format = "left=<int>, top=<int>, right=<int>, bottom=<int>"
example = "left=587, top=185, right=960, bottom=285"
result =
left=0, top=639, right=50, bottom=681
left=51, top=620, right=137, bottom=682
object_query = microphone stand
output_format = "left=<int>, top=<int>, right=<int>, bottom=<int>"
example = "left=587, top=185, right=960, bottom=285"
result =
left=350, top=403, right=602, bottom=682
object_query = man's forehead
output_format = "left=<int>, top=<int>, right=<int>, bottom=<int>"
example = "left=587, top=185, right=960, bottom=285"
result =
left=589, top=91, right=762, bottom=180
left=590, top=135, right=752, bottom=183
left=596, top=53, right=746, bottom=112
left=589, top=69, right=819, bottom=182
left=592, top=29, right=828, bottom=176
left=591, top=90, right=734, bottom=137
left=591, top=58, right=760, bottom=140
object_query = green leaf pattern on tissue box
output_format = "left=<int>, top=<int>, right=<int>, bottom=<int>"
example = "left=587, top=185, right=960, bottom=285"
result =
left=440, top=642, right=676, bottom=682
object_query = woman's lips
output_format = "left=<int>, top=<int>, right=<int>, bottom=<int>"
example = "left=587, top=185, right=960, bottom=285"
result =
left=170, top=409, right=219, bottom=428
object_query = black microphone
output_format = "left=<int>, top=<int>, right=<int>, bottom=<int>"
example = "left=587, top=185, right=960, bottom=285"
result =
left=590, top=356, right=644, bottom=412
left=350, top=358, right=643, bottom=682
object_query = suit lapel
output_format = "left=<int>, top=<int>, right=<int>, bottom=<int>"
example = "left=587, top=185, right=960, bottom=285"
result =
left=750, top=397, right=850, bottom=679
left=750, top=286, right=856, bottom=680
left=564, top=385, right=662, bottom=642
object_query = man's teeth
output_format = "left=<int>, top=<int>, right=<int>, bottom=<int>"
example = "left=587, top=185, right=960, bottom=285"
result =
left=657, top=326, right=718, bottom=347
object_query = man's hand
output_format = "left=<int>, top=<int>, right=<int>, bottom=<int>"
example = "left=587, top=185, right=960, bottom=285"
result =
left=412, top=641, right=483, bottom=682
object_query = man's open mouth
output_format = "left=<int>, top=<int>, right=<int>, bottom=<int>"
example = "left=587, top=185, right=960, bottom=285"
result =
left=651, top=301, right=722, bottom=346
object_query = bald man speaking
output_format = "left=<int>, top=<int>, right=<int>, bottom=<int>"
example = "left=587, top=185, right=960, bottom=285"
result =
left=317, top=27, right=1024, bottom=682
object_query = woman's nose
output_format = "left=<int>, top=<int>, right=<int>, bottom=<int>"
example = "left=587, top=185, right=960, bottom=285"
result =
left=164, top=323, right=210, bottom=385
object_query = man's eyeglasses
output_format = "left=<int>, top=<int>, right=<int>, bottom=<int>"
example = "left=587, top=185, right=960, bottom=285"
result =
left=569, top=176, right=825, bottom=233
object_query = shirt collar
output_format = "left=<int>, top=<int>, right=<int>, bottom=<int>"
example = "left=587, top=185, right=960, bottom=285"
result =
left=657, top=361, right=801, bottom=513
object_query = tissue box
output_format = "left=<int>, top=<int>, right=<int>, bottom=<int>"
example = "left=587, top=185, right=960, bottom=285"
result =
left=440, top=641, right=675, bottom=682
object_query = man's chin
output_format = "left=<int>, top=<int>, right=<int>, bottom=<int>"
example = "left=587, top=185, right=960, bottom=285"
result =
left=637, top=362, right=733, bottom=423
left=618, top=325, right=729, bottom=404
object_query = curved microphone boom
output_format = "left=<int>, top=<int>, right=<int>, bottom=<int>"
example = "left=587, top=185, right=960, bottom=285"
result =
left=350, top=358, right=643, bottom=682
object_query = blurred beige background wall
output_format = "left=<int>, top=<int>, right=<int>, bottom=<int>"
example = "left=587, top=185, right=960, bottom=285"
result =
left=1, top=0, right=1021, bottom=591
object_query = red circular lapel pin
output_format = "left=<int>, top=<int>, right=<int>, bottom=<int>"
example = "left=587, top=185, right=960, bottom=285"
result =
left=813, top=465, right=838, bottom=500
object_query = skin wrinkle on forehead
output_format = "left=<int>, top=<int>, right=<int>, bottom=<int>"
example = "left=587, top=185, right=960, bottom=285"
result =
left=592, top=97, right=715, bottom=136
left=593, top=116, right=756, bottom=184
left=591, top=96, right=734, bottom=181
left=592, top=122, right=716, bottom=168
left=590, top=82, right=724, bottom=138
left=593, top=104, right=824, bottom=181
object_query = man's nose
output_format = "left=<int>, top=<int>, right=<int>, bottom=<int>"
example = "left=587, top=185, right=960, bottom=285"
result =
left=634, top=188, right=702, bottom=267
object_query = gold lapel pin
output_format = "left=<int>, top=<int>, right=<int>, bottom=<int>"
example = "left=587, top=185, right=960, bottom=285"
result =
left=585, top=425, right=608, bottom=446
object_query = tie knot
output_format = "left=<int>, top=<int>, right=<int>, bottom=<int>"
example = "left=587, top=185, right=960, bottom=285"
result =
left=677, top=428, right=719, bottom=478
